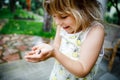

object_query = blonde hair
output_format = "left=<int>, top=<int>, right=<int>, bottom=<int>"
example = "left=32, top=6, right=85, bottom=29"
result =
left=44, top=0, right=102, bottom=31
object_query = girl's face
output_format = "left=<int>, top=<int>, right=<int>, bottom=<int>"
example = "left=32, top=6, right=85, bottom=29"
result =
left=53, top=13, right=78, bottom=34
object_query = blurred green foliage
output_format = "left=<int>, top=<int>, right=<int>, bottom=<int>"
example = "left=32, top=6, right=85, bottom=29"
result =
left=0, top=5, right=55, bottom=38
left=104, top=0, right=120, bottom=25
left=0, top=8, right=13, bottom=19
left=0, top=19, right=56, bottom=38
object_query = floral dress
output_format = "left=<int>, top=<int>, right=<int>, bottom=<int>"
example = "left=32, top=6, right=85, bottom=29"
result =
left=49, top=27, right=104, bottom=80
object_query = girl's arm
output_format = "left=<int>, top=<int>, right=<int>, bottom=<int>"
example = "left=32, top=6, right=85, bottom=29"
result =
left=53, top=26, right=61, bottom=50
left=52, top=25, right=104, bottom=77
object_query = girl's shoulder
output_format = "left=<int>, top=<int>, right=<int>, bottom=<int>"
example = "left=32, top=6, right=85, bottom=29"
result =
left=87, top=21, right=105, bottom=37
left=87, top=21, right=104, bottom=35
left=90, top=21, right=104, bottom=29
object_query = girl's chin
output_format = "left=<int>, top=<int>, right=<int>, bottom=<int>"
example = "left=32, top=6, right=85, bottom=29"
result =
left=65, top=30, right=74, bottom=34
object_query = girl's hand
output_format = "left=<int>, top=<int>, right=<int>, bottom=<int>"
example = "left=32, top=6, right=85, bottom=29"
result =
left=24, top=43, right=54, bottom=63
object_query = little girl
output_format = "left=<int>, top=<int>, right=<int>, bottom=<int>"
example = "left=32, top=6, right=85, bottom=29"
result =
left=25, top=0, right=105, bottom=80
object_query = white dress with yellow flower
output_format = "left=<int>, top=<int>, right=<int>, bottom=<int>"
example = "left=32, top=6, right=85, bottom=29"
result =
left=49, top=27, right=104, bottom=80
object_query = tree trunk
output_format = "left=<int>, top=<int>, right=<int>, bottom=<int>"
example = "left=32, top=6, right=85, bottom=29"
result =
left=0, top=0, right=4, bottom=9
left=97, top=0, right=108, bottom=19
left=26, top=0, right=31, bottom=11
left=43, top=12, right=52, bottom=32
left=9, top=0, right=16, bottom=12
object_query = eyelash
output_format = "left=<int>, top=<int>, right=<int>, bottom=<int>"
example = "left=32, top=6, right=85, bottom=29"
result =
left=53, top=15, right=68, bottom=19
left=61, top=16, right=67, bottom=19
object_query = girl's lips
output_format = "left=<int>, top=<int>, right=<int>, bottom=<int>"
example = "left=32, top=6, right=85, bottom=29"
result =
left=63, top=26, right=70, bottom=29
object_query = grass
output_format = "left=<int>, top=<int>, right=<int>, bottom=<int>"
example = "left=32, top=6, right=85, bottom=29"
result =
left=0, top=8, right=56, bottom=38
left=0, top=19, right=56, bottom=38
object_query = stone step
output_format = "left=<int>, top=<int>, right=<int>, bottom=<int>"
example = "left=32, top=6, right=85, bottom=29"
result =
left=98, top=72, right=119, bottom=80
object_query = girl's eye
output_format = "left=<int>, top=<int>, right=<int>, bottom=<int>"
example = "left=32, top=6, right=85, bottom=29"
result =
left=61, top=16, right=68, bottom=19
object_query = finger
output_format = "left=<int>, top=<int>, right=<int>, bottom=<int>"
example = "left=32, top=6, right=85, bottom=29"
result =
left=38, top=52, right=51, bottom=61
left=32, top=45, right=42, bottom=51
left=32, top=46, right=38, bottom=51
left=25, top=53, right=50, bottom=62
left=25, top=54, right=44, bottom=62
left=25, top=53, right=41, bottom=59
left=25, top=51, right=35, bottom=55
left=25, top=58, right=40, bottom=63
left=43, top=52, right=51, bottom=60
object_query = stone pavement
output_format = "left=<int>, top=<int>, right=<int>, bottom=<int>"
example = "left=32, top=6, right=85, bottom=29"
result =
left=0, top=58, right=54, bottom=80
left=95, top=57, right=120, bottom=80
left=0, top=34, right=52, bottom=63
